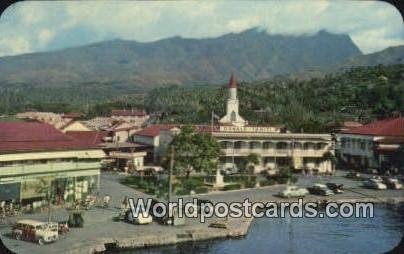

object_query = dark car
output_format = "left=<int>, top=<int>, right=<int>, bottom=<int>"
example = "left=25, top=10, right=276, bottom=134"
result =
left=325, top=183, right=344, bottom=194
left=307, top=184, right=334, bottom=196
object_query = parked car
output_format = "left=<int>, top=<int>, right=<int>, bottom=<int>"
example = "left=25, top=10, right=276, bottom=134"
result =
left=221, top=167, right=238, bottom=175
left=307, top=184, right=334, bottom=196
left=364, top=168, right=379, bottom=174
left=363, top=179, right=387, bottom=190
left=325, top=183, right=344, bottom=194
left=126, top=211, right=153, bottom=225
left=346, top=171, right=361, bottom=179
left=278, top=186, right=309, bottom=198
left=382, top=177, right=402, bottom=190
left=12, top=220, right=58, bottom=245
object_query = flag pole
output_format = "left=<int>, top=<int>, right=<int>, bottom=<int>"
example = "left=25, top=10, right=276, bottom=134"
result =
left=211, top=111, right=214, bottom=133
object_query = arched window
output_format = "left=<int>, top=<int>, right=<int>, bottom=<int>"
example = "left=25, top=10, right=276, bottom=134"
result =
left=231, top=111, right=236, bottom=122
left=276, top=142, right=288, bottom=149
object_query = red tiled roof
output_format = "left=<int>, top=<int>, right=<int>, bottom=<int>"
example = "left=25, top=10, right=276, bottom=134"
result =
left=134, top=124, right=179, bottom=137
left=65, top=131, right=109, bottom=146
left=111, top=110, right=147, bottom=117
left=229, top=73, right=237, bottom=88
left=342, top=117, right=404, bottom=136
left=0, top=122, right=99, bottom=153
left=134, top=124, right=222, bottom=137
left=62, top=112, right=82, bottom=119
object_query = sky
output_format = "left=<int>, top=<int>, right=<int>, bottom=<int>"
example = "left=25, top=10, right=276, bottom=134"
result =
left=0, top=1, right=403, bottom=57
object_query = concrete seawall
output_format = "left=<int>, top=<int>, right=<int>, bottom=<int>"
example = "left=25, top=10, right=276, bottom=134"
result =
left=95, top=217, right=253, bottom=253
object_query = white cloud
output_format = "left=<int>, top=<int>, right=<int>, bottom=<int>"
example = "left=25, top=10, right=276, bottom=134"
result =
left=38, top=29, right=55, bottom=46
left=0, top=1, right=402, bottom=56
left=227, top=16, right=261, bottom=32
left=0, top=36, right=31, bottom=56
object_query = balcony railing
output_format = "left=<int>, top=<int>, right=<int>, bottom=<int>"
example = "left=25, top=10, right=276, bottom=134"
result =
left=221, top=148, right=328, bottom=157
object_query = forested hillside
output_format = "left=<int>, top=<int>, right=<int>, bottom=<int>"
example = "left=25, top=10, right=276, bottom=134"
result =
left=144, top=64, right=404, bottom=133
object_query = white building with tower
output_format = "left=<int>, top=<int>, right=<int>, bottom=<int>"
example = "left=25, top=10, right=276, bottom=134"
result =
left=134, top=74, right=334, bottom=174
left=219, top=73, right=246, bottom=127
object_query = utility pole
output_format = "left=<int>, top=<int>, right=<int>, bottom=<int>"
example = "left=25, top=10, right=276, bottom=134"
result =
left=47, top=185, right=52, bottom=223
left=168, top=146, right=174, bottom=204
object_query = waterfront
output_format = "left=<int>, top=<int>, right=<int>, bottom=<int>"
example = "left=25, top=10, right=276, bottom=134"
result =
left=121, top=204, right=404, bottom=254
left=2, top=172, right=404, bottom=254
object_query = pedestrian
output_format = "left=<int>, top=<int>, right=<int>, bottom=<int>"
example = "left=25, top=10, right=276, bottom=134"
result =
left=121, top=196, right=129, bottom=210
left=103, top=194, right=111, bottom=208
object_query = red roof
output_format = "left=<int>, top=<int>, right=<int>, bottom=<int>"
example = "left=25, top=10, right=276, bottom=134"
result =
left=134, top=124, right=179, bottom=137
left=342, top=117, right=404, bottom=136
left=229, top=73, right=237, bottom=88
left=65, top=131, right=109, bottom=146
left=62, top=112, right=82, bottom=119
left=134, top=124, right=221, bottom=137
left=0, top=122, right=100, bottom=153
left=111, top=110, right=147, bottom=117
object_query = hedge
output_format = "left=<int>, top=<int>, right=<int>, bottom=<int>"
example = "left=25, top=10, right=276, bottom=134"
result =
left=195, top=186, right=209, bottom=194
left=244, top=181, right=256, bottom=188
left=175, top=188, right=190, bottom=196
left=259, top=179, right=276, bottom=186
left=224, top=183, right=241, bottom=191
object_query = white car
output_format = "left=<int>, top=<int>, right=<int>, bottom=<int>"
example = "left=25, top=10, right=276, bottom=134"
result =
left=126, top=211, right=153, bottom=225
left=278, top=186, right=309, bottom=198
left=363, top=179, right=387, bottom=190
left=383, top=178, right=403, bottom=190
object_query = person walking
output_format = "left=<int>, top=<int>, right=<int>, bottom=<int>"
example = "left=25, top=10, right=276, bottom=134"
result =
left=103, top=194, right=111, bottom=208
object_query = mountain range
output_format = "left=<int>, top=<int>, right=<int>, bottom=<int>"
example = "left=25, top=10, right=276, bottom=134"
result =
left=0, top=28, right=402, bottom=89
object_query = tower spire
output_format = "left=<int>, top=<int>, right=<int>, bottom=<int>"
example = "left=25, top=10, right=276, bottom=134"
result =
left=229, top=73, right=237, bottom=88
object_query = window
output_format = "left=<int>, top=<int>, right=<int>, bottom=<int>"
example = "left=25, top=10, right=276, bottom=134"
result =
left=231, top=111, right=236, bottom=121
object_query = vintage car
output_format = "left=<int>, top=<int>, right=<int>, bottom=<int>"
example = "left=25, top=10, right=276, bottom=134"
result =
left=363, top=179, right=387, bottom=190
left=307, top=184, right=334, bottom=196
left=278, top=186, right=309, bottom=198
left=326, top=183, right=344, bottom=194
left=382, top=177, right=402, bottom=190
left=12, top=220, right=58, bottom=245
left=126, top=211, right=153, bottom=225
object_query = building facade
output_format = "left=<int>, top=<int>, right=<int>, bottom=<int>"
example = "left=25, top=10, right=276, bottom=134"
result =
left=133, top=74, right=334, bottom=173
left=0, top=123, right=105, bottom=208
left=336, top=117, right=404, bottom=173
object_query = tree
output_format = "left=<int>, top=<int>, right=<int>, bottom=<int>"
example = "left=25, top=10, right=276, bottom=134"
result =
left=166, top=125, right=222, bottom=178
left=239, top=153, right=260, bottom=181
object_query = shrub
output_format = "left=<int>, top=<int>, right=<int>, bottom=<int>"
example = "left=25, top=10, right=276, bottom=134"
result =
left=145, top=188, right=155, bottom=195
left=182, top=178, right=204, bottom=191
left=277, top=178, right=289, bottom=184
left=224, top=183, right=241, bottom=191
left=204, top=176, right=215, bottom=183
left=290, top=176, right=298, bottom=183
left=259, top=179, right=276, bottom=186
left=244, top=181, right=256, bottom=188
left=175, top=188, right=189, bottom=195
left=195, top=186, right=209, bottom=194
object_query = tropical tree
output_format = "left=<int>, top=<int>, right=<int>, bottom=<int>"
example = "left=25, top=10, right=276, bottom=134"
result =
left=166, top=125, right=222, bottom=178
left=238, top=153, right=260, bottom=182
